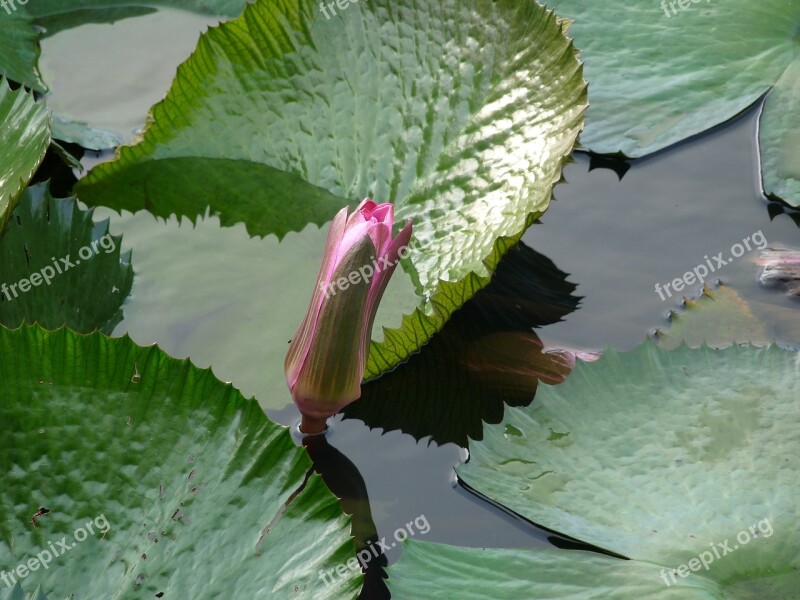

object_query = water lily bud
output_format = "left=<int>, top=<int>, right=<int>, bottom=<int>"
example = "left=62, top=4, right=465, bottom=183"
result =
left=285, top=199, right=412, bottom=432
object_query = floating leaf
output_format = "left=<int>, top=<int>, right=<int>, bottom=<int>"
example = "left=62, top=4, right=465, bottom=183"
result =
left=0, top=584, right=49, bottom=600
left=0, top=326, right=360, bottom=598
left=51, top=115, right=123, bottom=151
left=76, top=0, right=587, bottom=376
left=456, top=342, right=800, bottom=595
left=0, top=79, right=50, bottom=234
left=32, top=5, right=157, bottom=38
left=388, top=540, right=720, bottom=599
left=0, top=183, right=133, bottom=334
left=542, top=0, right=800, bottom=206
left=654, top=284, right=771, bottom=349
left=26, top=0, right=250, bottom=25
left=0, top=10, right=46, bottom=92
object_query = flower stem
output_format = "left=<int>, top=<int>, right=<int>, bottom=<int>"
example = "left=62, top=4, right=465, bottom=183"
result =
left=300, top=414, right=328, bottom=434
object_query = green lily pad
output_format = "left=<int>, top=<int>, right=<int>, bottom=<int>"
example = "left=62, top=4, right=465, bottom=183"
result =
left=0, top=183, right=133, bottom=334
left=0, top=325, right=360, bottom=598
left=0, top=584, right=49, bottom=600
left=0, top=79, right=50, bottom=235
left=75, top=0, right=587, bottom=376
left=541, top=0, right=800, bottom=206
left=387, top=540, right=720, bottom=599
left=761, top=58, right=800, bottom=205
left=457, top=342, right=800, bottom=595
left=0, top=10, right=46, bottom=92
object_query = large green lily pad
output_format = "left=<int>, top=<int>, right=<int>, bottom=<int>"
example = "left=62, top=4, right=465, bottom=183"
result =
left=455, top=342, right=800, bottom=596
left=0, top=183, right=133, bottom=334
left=0, top=79, right=50, bottom=235
left=75, top=0, right=587, bottom=377
left=541, top=0, right=800, bottom=206
left=0, top=326, right=360, bottom=598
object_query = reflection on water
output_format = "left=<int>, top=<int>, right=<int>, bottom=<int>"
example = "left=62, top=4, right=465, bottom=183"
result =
left=346, top=242, right=581, bottom=447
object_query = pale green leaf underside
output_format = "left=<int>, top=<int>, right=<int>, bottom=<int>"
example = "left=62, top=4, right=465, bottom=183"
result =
left=76, top=0, right=587, bottom=376
left=0, top=326, right=360, bottom=599
left=459, top=343, right=800, bottom=595
left=51, top=115, right=123, bottom=150
left=0, top=80, right=50, bottom=234
left=388, top=540, right=721, bottom=599
left=542, top=0, right=800, bottom=205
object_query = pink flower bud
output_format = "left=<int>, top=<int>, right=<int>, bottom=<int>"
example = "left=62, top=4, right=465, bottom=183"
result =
left=285, top=199, right=412, bottom=432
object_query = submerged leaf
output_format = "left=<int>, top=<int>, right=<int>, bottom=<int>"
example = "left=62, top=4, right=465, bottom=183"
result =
left=654, top=284, right=771, bottom=349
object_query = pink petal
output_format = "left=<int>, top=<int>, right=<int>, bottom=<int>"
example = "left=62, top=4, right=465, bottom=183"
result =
left=284, top=206, right=349, bottom=389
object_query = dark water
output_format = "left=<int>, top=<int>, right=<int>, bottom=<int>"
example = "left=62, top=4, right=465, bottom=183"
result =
left=37, top=8, right=800, bottom=599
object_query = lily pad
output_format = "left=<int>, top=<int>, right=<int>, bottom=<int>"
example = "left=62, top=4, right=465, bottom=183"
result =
left=32, top=5, right=158, bottom=38
left=0, top=79, right=50, bottom=235
left=0, top=585, right=49, bottom=600
left=541, top=0, right=800, bottom=206
left=0, top=325, right=360, bottom=598
left=653, top=284, right=771, bottom=349
left=75, top=0, right=587, bottom=376
left=51, top=115, right=123, bottom=150
left=0, top=183, right=133, bottom=334
left=387, top=540, right=720, bottom=599
left=457, top=342, right=800, bottom=595
left=27, top=0, right=250, bottom=24
left=0, top=10, right=45, bottom=92
left=760, top=55, right=800, bottom=205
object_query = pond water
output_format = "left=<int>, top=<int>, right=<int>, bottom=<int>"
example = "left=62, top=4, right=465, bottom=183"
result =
left=36, top=6, right=800, bottom=599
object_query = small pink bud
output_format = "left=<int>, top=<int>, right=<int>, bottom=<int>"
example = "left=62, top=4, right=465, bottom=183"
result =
left=285, top=199, right=412, bottom=432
